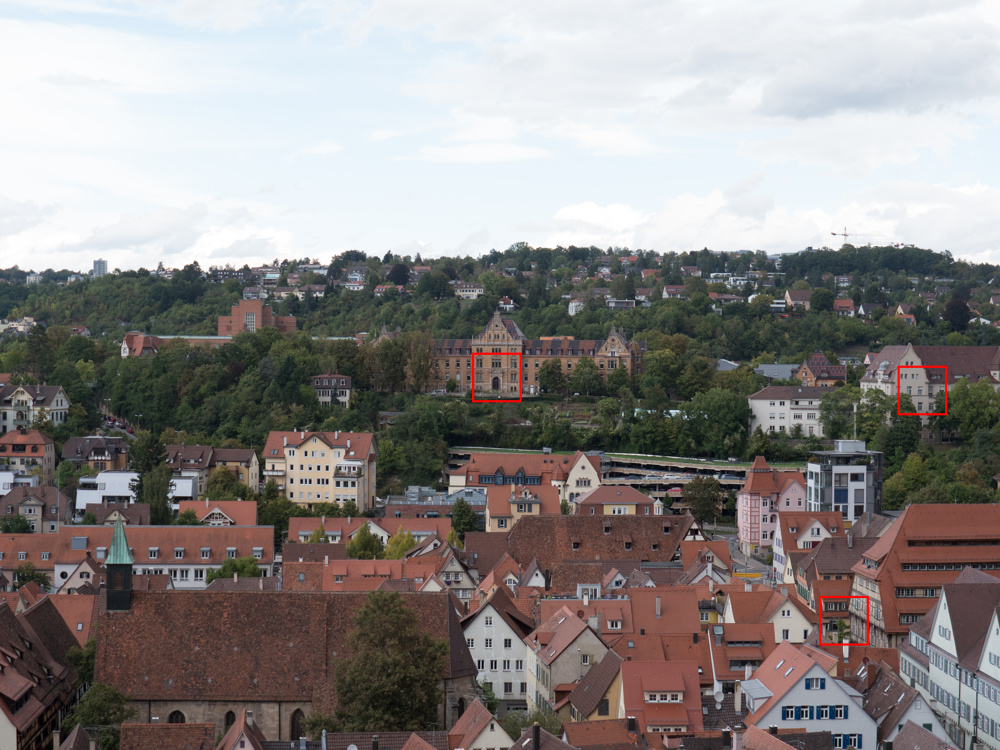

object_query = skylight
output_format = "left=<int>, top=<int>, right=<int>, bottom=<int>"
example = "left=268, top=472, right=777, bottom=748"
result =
left=775, top=659, right=785, bottom=670
left=784, top=667, right=794, bottom=677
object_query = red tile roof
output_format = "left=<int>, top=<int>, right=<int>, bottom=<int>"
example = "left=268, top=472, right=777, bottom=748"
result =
left=0, top=429, right=53, bottom=447
left=621, top=660, right=702, bottom=733
left=487, top=485, right=561, bottom=519
left=263, top=430, right=375, bottom=461
left=745, top=641, right=824, bottom=724
left=178, top=500, right=258, bottom=526
left=575, top=486, right=653, bottom=507
left=447, top=699, right=496, bottom=750
left=119, top=723, right=215, bottom=750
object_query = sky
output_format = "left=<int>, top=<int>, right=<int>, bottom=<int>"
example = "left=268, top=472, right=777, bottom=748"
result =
left=3, top=1, right=1000, bottom=272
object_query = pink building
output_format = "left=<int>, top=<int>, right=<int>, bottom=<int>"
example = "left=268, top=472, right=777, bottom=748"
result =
left=737, top=456, right=805, bottom=557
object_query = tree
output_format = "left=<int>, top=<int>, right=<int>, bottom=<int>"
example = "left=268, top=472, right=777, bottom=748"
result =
left=445, top=528, right=463, bottom=549
left=387, top=263, right=410, bottom=286
left=14, top=562, right=50, bottom=590
left=450, top=498, right=479, bottom=542
left=819, top=387, right=861, bottom=440
left=0, top=515, right=32, bottom=533
left=82, top=510, right=98, bottom=525
left=61, top=683, right=138, bottom=750
left=333, top=591, right=448, bottom=730
left=173, top=509, right=203, bottom=525
left=943, top=297, right=970, bottom=331
left=538, top=359, right=567, bottom=394
left=258, top=479, right=311, bottom=549
left=205, top=556, right=263, bottom=584
left=128, top=430, right=165, bottom=500
left=204, top=467, right=249, bottom=502
left=305, top=526, right=326, bottom=543
left=810, top=288, right=834, bottom=312
left=141, top=463, right=174, bottom=525
left=68, top=637, right=96, bottom=685
left=346, top=524, right=384, bottom=560
left=683, top=477, right=724, bottom=525
left=570, top=356, right=603, bottom=396
left=383, top=530, right=417, bottom=559
left=500, top=708, right=563, bottom=740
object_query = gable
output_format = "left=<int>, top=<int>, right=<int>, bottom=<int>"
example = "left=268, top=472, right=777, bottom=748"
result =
left=930, top=590, right=958, bottom=657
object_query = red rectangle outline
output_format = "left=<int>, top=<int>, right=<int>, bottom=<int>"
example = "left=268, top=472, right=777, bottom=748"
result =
left=817, top=595, right=869, bottom=647
left=897, top=365, right=947, bottom=416
left=471, top=351, right=523, bottom=403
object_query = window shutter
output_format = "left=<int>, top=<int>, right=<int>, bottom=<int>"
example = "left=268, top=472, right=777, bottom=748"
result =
left=856, top=734, right=862, bottom=749
left=844, top=705, right=849, bottom=719
left=794, top=707, right=801, bottom=720
left=808, top=706, right=814, bottom=720
left=820, top=678, right=826, bottom=689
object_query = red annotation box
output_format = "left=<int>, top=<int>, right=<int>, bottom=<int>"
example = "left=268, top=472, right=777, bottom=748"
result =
left=471, top=352, right=523, bottom=403
left=817, top=595, right=869, bottom=647
left=897, top=365, right=948, bottom=417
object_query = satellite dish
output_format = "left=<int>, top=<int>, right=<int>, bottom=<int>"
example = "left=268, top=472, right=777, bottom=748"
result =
left=714, top=690, right=724, bottom=704
left=348, top=744, right=358, bottom=750
left=577, top=610, right=586, bottom=618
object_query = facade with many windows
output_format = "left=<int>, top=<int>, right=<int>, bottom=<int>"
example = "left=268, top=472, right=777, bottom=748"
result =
left=747, top=385, right=827, bottom=437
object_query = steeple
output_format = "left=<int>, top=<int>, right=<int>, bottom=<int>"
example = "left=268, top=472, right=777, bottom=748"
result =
left=106, top=517, right=133, bottom=611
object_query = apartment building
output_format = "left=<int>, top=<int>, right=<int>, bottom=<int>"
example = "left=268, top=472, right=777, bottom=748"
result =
left=737, top=456, right=806, bottom=557
left=0, top=383, right=71, bottom=433
left=217, top=299, right=296, bottom=336
left=262, top=431, right=377, bottom=512
left=806, top=440, right=884, bottom=525
left=310, top=371, right=352, bottom=408
left=0, top=429, right=56, bottom=485
left=449, top=450, right=602, bottom=503
left=850, top=504, right=1000, bottom=648
left=794, top=351, right=846, bottom=387
left=62, top=435, right=129, bottom=471
left=747, top=385, right=827, bottom=437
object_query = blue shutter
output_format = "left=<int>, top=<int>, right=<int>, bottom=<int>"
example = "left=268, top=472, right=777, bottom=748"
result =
left=856, top=734, right=862, bottom=749
left=844, top=705, right=849, bottom=719
left=794, top=706, right=801, bottom=720
left=809, top=706, right=814, bottom=720
left=820, top=678, right=826, bottom=689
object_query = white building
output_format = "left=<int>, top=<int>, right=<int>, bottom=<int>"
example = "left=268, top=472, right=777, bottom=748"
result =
left=806, top=440, right=884, bottom=525
left=76, top=470, right=196, bottom=508
left=742, top=641, right=877, bottom=748
left=461, top=586, right=534, bottom=713
left=93, top=259, right=108, bottom=277
left=747, top=385, right=827, bottom=437
left=0, top=471, right=38, bottom=497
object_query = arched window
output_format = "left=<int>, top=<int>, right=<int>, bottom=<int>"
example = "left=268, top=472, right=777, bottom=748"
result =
left=290, top=709, right=305, bottom=739
left=225, top=711, right=236, bottom=730
left=113, top=571, right=123, bottom=588
left=168, top=710, right=185, bottom=724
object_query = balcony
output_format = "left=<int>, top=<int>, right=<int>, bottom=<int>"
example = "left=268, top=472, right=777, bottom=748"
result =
left=262, top=470, right=284, bottom=476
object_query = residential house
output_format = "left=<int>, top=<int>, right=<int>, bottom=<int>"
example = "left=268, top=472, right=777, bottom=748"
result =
left=662, top=285, right=687, bottom=299
left=165, top=444, right=216, bottom=499
left=723, top=584, right=816, bottom=644
left=1, top=486, right=72, bottom=533
left=704, top=623, right=777, bottom=693
left=806, top=440, right=884, bottom=525
left=119, top=722, right=216, bottom=750
left=0, top=597, right=79, bottom=750
left=61, top=435, right=129, bottom=471
left=311, top=371, right=352, bottom=408
left=210, top=448, right=259, bottom=489
left=524, top=605, right=608, bottom=712
left=461, top=585, right=535, bottom=713
left=568, top=299, right=585, bottom=316
left=619, top=660, right=703, bottom=735
left=217, top=299, right=296, bottom=336
left=855, top=659, right=948, bottom=748
left=741, top=641, right=876, bottom=748
left=898, top=567, right=1000, bottom=749
left=449, top=450, right=602, bottom=504
left=287, top=516, right=453, bottom=545
left=485, top=485, right=562, bottom=533
left=747, top=386, right=828, bottom=437
left=794, top=352, right=846, bottom=387
left=572, top=486, right=657, bottom=516
left=448, top=699, right=515, bottom=750
left=832, top=299, right=855, bottom=317
left=893, top=722, right=959, bottom=750
left=0, top=469, right=37, bottom=497
left=374, top=284, right=404, bottom=297
left=737, top=457, right=806, bottom=557
left=96, top=589, right=478, bottom=742
left=849, top=505, right=1000, bottom=648
left=0, top=428, right=56, bottom=485
left=177, top=500, right=257, bottom=526
left=0, top=383, right=71, bottom=432
left=84, top=502, right=150, bottom=526
left=455, top=282, right=485, bottom=300
left=784, top=289, right=812, bottom=310
left=567, top=651, right=624, bottom=722
left=262, top=430, right=378, bottom=512
left=771, top=512, right=846, bottom=584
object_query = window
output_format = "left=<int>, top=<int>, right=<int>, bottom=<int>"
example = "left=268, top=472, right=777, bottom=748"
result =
left=174, top=548, right=184, bottom=559
left=598, top=698, right=609, bottom=716
left=477, top=659, right=485, bottom=670
left=490, top=660, right=497, bottom=670
left=226, top=547, right=237, bottom=559
left=504, top=682, right=513, bottom=695
left=467, top=638, right=474, bottom=648
left=503, top=660, right=510, bottom=670
left=504, top=638, right=512, bottom=648
left=581, top=654, right=591, bottom=666
left=485, top=616, right=493, bottom=626
left=805, top=678, right=826, bottom=690
left=782, top=629, right=789, bottom=640
left=515, top=660, right=523, bottom=670
left=485, top=638, right=493, bottom=648
left=201, top=547, right=211, bottom=559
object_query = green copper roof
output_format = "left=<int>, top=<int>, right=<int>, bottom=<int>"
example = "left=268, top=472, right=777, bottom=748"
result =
left=106, top=516, right=134, bottom=565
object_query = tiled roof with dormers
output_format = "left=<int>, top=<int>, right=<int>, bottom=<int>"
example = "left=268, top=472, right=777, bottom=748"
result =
left=120, top=723, right=216, bottom=750
left=263, top=430, right=375, bottom=462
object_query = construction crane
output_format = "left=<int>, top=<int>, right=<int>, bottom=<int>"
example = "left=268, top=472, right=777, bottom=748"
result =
left=831, top=227, right=880, bottom=244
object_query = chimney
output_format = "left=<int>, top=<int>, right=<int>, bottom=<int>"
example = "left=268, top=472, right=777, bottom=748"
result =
left=89, top=740, right=97, bottom=750
left=322, top=729, right=328, bottom=750
left=533, top=722, right=540, bottom=750
left=721, top=729, right=731, bottom=748
left=768, top=726, right=778, bottom=736
left=733, top=727, right=744, bottom=750
left=324, top=555, right=329, bottom=566
left=247, top=710, right=254, bottom=728
left=52, top=730, right=59, bottom=750
left=847, top=532, right=853, bottom=549
left=655, top=596, right=661, bottom=618
left=300, top=431, right=305, bottom=439
left=283, top=436, right=287, bottom=446
left=347, top=439, right=351, bottom=448
left=583, top=592, right=589, bottom=607
left=735, top=680, right=743, bottom=714
left=373, top=735, right=380, bottom=750
left=205, top=497, right=209, bottom=508
left=709, top=578, right=715, bottom=593
left=745, top=664, right=752, bottom=680
left=744, top=582, right=752, bottom=593
left=233, top=572, right=238, bottom=583
left=335, top=431, right=339, bottom=440
left=322, top=515, right=326, bottom=524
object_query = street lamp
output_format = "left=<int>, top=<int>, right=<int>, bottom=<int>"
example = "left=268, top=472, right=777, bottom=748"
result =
left=133, top=414, right=142, bottom=429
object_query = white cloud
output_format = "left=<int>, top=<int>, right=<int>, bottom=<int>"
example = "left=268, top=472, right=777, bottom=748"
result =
left=302, top=140, right=343, bottom=155
left=409, top=142, right=549, bottom=163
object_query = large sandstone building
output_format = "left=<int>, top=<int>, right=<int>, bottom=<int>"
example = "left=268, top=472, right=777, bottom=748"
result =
left=430, top=311, right=643, bottom=398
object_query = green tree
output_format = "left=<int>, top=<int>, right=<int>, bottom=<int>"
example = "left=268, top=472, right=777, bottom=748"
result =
left=480, top=680, right=500, bottom=714
left=305, top=526, right=326, bottom=544
left=67, top=637, right=96, bottom=685
left=128, top=430, right=165, bottom=500
left=819, top=387, right=861, bottom=440
left=538, top=359, right=567, bottom=394
left=82, top=510, right=98, bottom=525
left=0, top=515, right=32, bottom=533
left=383, top=529, right=417, bottom=559
left=205, top=556, right=263, bottom=584
left=14, top=562, right=50, bottom=590
left=836, top=619, right=850, bottom=644
left=446, top=528, right=464, bottom=549
left=450, top=498, right=479, bottom=542
left=346, top=524, right=384, bottom=559
left=61, top=683, right=138, bottom=750
left=810, top=288, right=834, bottom=312
left=204, top=467, right=249, bottom=502
left=333, top=591, right=448, bottom=730
left=141, top=463, right=174, bottom=525
left=259, top=479, right=311, bottom=549
left=570, top=356, right=603, bottom=396
left=683, top=477, right=724, bottom=525
left=173, top=509, right=203, bottom=525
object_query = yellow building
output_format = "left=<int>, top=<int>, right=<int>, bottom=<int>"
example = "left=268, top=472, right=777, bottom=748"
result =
left=485, top=485, right=562, bottom=532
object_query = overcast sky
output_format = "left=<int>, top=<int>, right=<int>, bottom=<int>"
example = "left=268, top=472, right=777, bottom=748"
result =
left=3, top=0, right=1000, bottom=272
